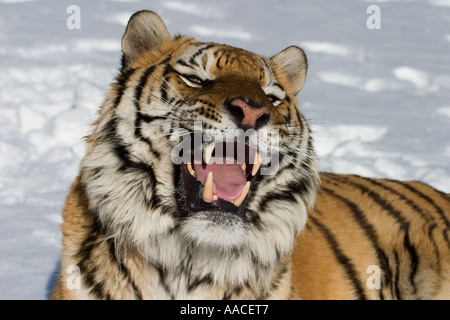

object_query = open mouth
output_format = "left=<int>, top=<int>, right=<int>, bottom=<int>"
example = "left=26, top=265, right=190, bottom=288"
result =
left=180, top=141, right=262, bottom=214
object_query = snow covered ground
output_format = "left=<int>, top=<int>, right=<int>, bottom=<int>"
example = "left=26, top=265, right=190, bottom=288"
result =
left=0, top=0, right=449, bottom=299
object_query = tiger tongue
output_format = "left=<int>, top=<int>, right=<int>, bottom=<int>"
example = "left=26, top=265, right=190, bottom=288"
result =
left=193, top=161, right=247, bottom=202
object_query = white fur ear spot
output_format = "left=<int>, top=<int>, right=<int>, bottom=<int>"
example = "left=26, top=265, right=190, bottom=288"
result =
left=121, top=10, right=171, bottom=68
left=270, top=46, right=308, bottom=94
left=180, top=213, right=247, bottom=251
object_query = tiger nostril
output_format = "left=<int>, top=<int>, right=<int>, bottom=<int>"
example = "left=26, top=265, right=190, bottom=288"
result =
left=226, top=98, right=270, bottom=130
left=228, top=103, right=245, bottom=125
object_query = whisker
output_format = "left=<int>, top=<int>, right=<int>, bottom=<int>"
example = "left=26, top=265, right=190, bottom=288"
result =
left=123, top=92, right=195, bottom=121
left=126, top=91, right=188, bottom=114
left=162, top=77, right=190, bottom=104
left=125, top=82, right=190, bottom=110
left=133, top=128, right=195, bottom=140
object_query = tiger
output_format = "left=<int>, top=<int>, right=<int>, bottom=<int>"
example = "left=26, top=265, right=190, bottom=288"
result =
left=50, top=10, right=450, bottom=300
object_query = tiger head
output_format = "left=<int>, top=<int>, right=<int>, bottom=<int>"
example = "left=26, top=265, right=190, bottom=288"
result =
left=81, top=11, right=319, bottom=263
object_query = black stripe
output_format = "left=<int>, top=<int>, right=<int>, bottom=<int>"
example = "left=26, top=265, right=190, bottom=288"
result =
left=133, top=65, right=162, bottom=160
left=222, top=285, right=243, bottom=300
left=91, top=279, right=109, bottom=300
left=176, top=59, right=194, bottom=69
left=108, top=118, right=155, bottom=178
left=159, top=65, right=173, bottom=103
left=334, top=176, right=412, bottom=227
left=264, top=147, right=303, bottom=184
left=392, top=181, right=450, bottom=248
left=393, top=251, right=402, bottom=300
left=160, top=80, right=168, bottom=103
left=76, top=222, right=110, bottom=299
left=133, top=123, right=162, bottom=159
left=270, top=262, right=289, bottom=293
left=328, top=175, right=419, bottom=295
left=163, top=63, right=173, bottom=76
left=322, top=186, right=390, bottom=300
left=134, top=65, right=156, bottom=117
left=272, top=130, right=314, bottom=182
left=108, top=239, right=143, bottom=300
left=264, top=151, right=316, bottom=201
left=135, top=65, right=156, bottom=101
left=144, top=162, right=162, bottom=210
left=367, top=178, right=444, bottom=281
left=153, top=262, right=174, bottom=299
left=159, top=55, right=172, bottom=66
left=403, top=222, right=419, bottom=295
left=139, top=114, right=167, bottom=123
left=257, top=191, right=298, bottom=212
left=187, top=274, right=214, bottom=292
left=309, top=213, right=367, bottom=299
left=216, top=53, right=225, bottom=69
left=273, top=82, right=285, bottom=92
left=427, top=223, right=441, bottom=262
left=295, top=109, right=305, bottom=134
left=108, top=117, right=163, bottom=210
left=365, top=177, right=432, bottom=223
left=285, top=95, right=291, bottom=104
left=243, top=208, right=262, bottom=227
left=393, top=181, right=450, bottom=231
left=190, top=44, right=215, bottom=66
left=114, top=68, right=136, bottom=109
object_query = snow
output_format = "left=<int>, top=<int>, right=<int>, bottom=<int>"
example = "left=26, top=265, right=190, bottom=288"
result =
left=0, top=0, right=449, bottom=300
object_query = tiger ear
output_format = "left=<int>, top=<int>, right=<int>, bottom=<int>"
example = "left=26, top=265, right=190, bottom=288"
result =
left=121, top=10, right=171, bottom=68
left=270, top=46, right=308, bottom=94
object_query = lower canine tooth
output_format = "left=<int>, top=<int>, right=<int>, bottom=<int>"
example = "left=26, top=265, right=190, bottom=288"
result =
left=202, top=171, right=215, bottom=202
left=233, top=181, right=251, bottom=207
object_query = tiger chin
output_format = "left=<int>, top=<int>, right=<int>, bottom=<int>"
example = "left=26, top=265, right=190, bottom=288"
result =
left=51, top=10, right=450, bottom=300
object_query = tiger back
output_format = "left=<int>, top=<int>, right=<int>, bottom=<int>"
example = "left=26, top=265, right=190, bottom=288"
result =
left=51, top=10, right=450, bottom=300
left=293, top=173, right=450, bottom=299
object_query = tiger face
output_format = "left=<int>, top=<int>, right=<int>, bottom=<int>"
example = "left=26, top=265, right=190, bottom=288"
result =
left=81, top=11, right=319, bottom=262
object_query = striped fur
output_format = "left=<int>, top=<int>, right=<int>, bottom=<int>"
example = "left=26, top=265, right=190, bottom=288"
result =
left=292, top=173, right=450, bottom=299
left=51, top=11, right=450, bottom=300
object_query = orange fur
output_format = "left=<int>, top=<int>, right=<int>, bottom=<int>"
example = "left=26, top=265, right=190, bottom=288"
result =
left=292, top=173, right=450, bottom=299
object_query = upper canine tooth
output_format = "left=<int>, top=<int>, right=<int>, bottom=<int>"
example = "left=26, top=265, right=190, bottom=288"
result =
left=233, top=181, right=251, bottom=207
left=187, top=162, right=196, bottom=177
left=204, top=143, right=215, bottom=164
left=251, top=152, right=262, bottom=176
left=241, top=163, right=246, bottom=172
left=202, top=171, right=215, bottom=202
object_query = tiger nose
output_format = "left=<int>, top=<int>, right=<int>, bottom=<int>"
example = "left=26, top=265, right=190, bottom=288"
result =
left=226, top=98, right=270, bottom=130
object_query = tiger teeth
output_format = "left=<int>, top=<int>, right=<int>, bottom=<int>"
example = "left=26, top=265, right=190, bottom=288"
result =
left=204, top=143, right=215, bottom=164
left=202, top=171, right=217, bottom=202
left=241, top=163, right=246, bottom=172
left=187, top=162, right=196, bottom=177
left=232, top=181, right=251, bottom=207
left=251, top=152, right=262, bottom=176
